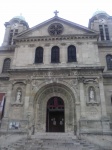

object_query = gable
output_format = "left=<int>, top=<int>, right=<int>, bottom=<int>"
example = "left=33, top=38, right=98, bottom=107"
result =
left=16, top=16, right=97, bottom=39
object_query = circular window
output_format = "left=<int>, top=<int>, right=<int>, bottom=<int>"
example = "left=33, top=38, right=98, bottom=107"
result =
left=48, top=23, right=63, bottom=36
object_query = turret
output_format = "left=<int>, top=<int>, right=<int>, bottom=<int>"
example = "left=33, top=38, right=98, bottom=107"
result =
left=88, top=10, right=112, bottom=41
left=2, top=15, right=29, bottom=46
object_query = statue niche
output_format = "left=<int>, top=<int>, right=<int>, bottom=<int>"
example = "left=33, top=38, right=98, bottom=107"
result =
left=16, top=88, right=22, bottom=103
left=88, top=86, right=96, bottom=102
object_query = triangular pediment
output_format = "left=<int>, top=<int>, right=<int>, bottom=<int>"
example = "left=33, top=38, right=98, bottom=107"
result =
left=15, top=16, right=98, bottom=39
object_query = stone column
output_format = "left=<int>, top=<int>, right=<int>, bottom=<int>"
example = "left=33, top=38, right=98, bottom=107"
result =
left=79, top=78, right=85, bottom=117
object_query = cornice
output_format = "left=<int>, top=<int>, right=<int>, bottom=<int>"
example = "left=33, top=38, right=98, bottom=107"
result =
left=0, top=45, right=16, bottom=51
left=0, top=76, right=9, bottom=80
left=103, top=72, right=112, bottom=78
left=0, top=73, right=10, bottom=80
left=14, top=34, right=98, bottom=43
left=8, top=66, right=104, bottom=73
left=98, top=41, right=112, bottom=47
left=0, top=50, right=14, bottom=53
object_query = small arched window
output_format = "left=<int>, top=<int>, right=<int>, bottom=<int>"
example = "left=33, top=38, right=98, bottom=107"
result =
left=2, top=58, right=11, bottom=73
left=51, top=46, right=59, bottom=63
left=68, top=45, right=77, bottom=62
left=35, top=47, right=43, bottom=63
left=106, top=54, right=112, bottom=70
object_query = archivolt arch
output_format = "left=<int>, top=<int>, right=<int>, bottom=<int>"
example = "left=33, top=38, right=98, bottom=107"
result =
left=32, top=82, right=78, bottom=132
left=31, top=79, right=79, bottom=103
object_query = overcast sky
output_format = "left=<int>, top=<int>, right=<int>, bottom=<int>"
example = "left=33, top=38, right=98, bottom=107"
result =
left=0, top=0, right=112, bottom=46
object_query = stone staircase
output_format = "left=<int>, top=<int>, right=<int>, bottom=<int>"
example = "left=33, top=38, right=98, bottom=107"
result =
left=0, top=133, right=109, bottom=150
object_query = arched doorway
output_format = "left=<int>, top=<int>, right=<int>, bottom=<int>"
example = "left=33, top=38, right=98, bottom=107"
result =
left=46, top=97, right=65, bottom=132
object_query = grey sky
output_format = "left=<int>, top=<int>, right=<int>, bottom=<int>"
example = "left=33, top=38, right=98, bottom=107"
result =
left=0, top=0, right=112, bottom=46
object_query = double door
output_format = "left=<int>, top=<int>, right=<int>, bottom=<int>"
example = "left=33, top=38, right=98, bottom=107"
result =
left=47, top=111, right=64, bottom=132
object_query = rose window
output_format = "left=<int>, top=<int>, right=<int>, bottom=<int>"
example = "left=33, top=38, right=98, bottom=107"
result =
left=48, top=23, right=63, bottom=36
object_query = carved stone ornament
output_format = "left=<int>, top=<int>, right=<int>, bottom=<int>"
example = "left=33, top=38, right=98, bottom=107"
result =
left=48, top=23, right=64, bottom=36
left=32, top=70, right=78, bottom=78
left=11, top=103, right=23, bottom=107
left=83, top=78, right=98, bottom=84
left=86, top=106, right=99, bottom=119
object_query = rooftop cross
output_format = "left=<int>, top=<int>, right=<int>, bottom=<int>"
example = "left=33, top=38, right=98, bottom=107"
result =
left=54, top=10, right=59, bottom=16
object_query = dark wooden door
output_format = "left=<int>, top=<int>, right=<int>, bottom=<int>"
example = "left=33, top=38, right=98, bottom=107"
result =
left=48, top=111, right=64, bottom=132
left=46, top=97, right=65, bottom=132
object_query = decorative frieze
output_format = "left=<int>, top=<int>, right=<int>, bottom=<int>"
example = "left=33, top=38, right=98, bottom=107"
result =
left=32, top=70, right=78, bottom=78
left=78, top=70, right=100, bottom=76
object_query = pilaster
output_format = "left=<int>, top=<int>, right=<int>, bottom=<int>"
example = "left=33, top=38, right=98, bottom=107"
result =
left=1, top=83, right=12, bottom=131
left=44, top=47, right=50, bottom=64
left=98, top=76, right=110, bottom=132
left=24, top=80, right=31, bottom=119
left=2, top=26, right=10, bottom=46
left=60, top=45, right=67, bottom=63
left=99, top=77, right=107, bottom=117
left=79, top=78, right=85, bottom=117
left=4, top=83, right=12, bottom=118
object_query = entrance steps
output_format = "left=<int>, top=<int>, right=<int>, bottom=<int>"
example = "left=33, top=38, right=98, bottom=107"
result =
left=0, top=133, right=110, bottom=150
left=32, top=132, right=76, bottom=140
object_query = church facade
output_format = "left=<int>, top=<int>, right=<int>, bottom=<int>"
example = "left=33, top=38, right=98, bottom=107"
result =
left=0, top=11, right=112, bottom=135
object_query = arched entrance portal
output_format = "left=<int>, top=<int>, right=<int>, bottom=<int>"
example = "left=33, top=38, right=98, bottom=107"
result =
left=46, top=97, right=64, bottom=132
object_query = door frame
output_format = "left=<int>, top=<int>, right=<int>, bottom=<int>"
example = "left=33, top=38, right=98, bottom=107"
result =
left=46, top=96, right=65, bottom=132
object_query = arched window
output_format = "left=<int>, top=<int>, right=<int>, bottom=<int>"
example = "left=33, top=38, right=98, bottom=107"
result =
left=35, top=47, right=43, bottom=63
left=68, top=45, right=76, bottom=62
left=2, top=58, right=11, bottom=73
left=106, top=54, right=112, bottom=70
left=51, top=46, right=59, bottom=63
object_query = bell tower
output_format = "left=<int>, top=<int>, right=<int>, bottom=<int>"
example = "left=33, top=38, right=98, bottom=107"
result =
left=2, top=15, right=29, bottom=46
left=88, top=11, right=112, bottom=41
